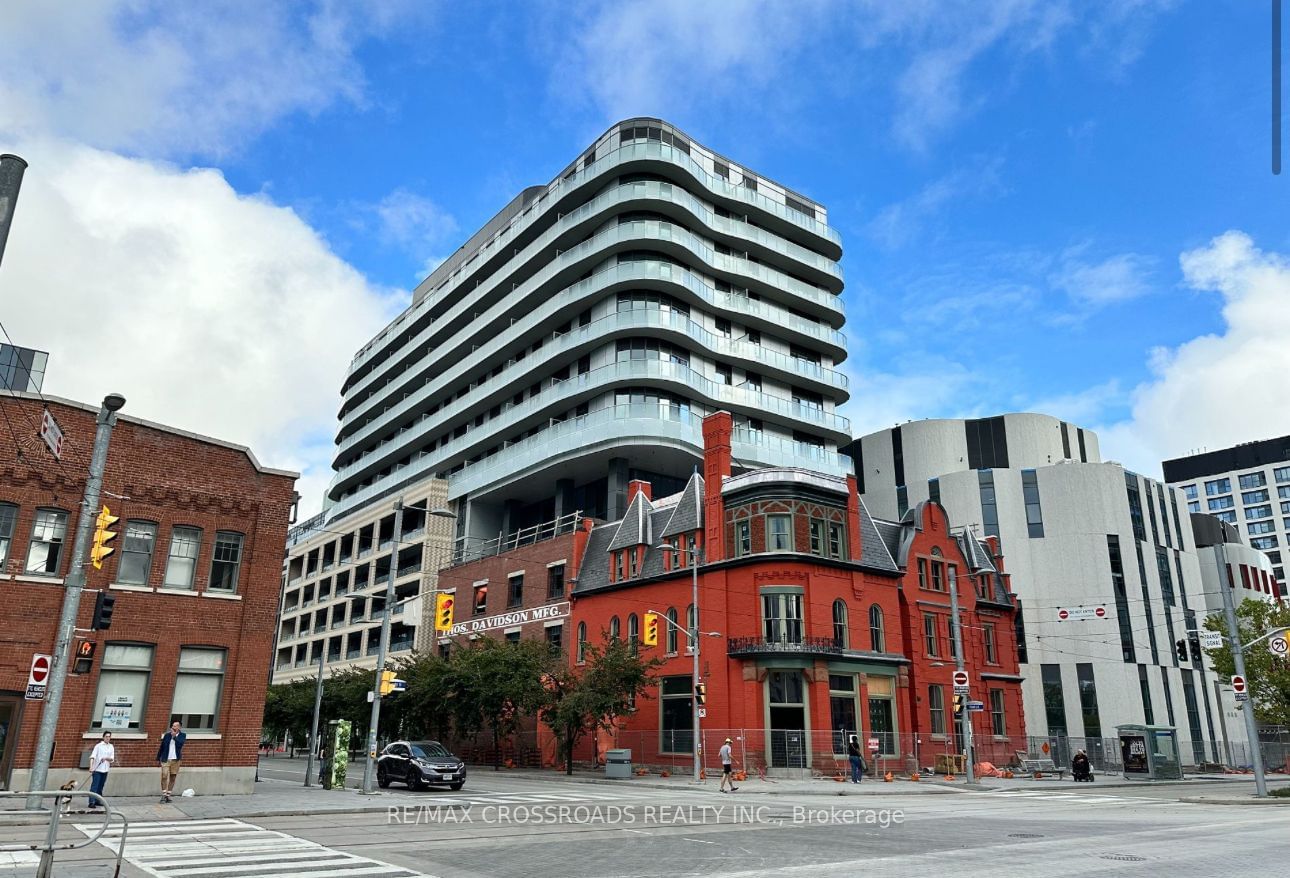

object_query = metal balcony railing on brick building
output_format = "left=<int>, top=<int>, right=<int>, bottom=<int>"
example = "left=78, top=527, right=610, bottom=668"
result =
left=726, top=635, right=843, bottom=657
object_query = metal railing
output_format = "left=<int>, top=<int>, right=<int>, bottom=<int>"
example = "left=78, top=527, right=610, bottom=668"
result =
left=726, top=635, right=843, bottom=656
left=0, top=789, right=128, bottom=877
left=452, top=509, right=583, bottom=565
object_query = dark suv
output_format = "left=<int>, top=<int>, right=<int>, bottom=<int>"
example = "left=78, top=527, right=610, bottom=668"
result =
left=377, top=740, right=467, bottom=791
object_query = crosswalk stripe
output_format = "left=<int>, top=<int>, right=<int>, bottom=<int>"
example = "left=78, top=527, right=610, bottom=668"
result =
left=75, top=818, right=436, bottom=878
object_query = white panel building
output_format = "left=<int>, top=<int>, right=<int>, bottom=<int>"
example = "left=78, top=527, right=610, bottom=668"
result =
left=850, top=414, right=1237, bottom=765
left=1163, top=435, right=1290, bottom=596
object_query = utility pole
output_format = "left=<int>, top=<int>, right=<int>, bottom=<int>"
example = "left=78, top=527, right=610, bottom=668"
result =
left=690, top=544, right=701, bottom=783
left=304, top=650, right=325, bottom=787
left=1213, top=541, right=1268, bottom=797
left=0, top=153, right=27, bottom=271
left=361, top=497, right=403, bottom=794
left=949, top=570, right=976, bottom=785
left=26, top=393, right=125, bottom=809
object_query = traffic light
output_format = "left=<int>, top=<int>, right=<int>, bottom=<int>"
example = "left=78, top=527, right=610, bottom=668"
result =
left=379, top=669, right=397, bottom=697
left=642, top=612, right=660, bottom=647
left=694, top=682, right=706, bottom=706
left=1189, top=638, right=1203, bottom=663
left=72, top=639, right=96, bottom=675
left=90, top=505, right=119, bottom=570
left=1175, top=639, right=1189, bottom=663
left=434, top=594, right=455, bottom=632
left=91, top=591, right=116, bottom=630
left=952, top=694, right=965, bottom=716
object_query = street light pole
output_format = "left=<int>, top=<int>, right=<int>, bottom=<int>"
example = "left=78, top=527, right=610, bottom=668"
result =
left=948, top=570, right=976, bottom=785
left=1213, top=540, right=1268, bottom=797
left=304, top=649, right=324, bottom=787
left=361, top=497, right=403, bottom=795
left=26, top=393, right=125, bottom=810
left=690, top=545, right=701, bottom=783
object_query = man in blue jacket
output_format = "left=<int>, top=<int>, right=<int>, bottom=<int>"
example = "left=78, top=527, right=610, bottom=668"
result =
left=157, top=721, right=186, bottom=803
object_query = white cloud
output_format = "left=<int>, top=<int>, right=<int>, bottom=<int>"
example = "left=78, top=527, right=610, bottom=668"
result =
left=558, top=1, right=1169, bottom=152
left=865, top=156, right=1005, bottom=249
left=1093, top=231, right=1290, bottom=475
left=0, top=139, right=402, bottom=512
left=1049, top=246, right=1154, bottom=308
left=0, top=0, right=424, bottom=159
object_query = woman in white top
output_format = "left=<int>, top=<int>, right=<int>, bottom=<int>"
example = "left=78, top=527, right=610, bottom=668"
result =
left=88, top=731, right=114, bottom=810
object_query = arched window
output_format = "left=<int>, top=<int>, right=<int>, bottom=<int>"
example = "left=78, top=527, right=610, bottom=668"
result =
left=686, top=604, right=696, bottom=651
left=832, top=599, right=848, bottom=649
left=869, top=604, right=885, bottom=652
left=628, top=613, right=640, bottom=655
left=666, top=607, right=679, bottom=654
left=610, top=616, right=621, bottom=640
left=577, top=622, right=587, bottom=663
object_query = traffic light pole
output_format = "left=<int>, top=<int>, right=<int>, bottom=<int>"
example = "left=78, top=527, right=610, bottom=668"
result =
left=948, top=571, right=975, bottom=785
left=1213, top=541, right=1267, bottom=797
left=304, top=649, right=325, bottom=787
left=361, top=497, right=402, bottom=795
left=26, top=393, right=125, bottom=809
left=690, top=546, right=701, bottom=784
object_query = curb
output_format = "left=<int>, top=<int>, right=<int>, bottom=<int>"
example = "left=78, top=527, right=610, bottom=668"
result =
left=1177, top=797, right=1290, bottom=806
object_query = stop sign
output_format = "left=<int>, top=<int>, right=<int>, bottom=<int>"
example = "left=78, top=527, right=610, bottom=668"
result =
left=29, top=655, right=50, bottom=685
left=1231, top=675, right=1246, bottom=694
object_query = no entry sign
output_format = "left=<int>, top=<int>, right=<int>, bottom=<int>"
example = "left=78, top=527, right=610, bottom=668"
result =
left=25, top=653, right=51, bottom=701
left=1232, top=675, right=1248, bottom=702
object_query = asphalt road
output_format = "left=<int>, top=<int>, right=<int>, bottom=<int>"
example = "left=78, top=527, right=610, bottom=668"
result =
left=8, top=767, right=1287, bottom=878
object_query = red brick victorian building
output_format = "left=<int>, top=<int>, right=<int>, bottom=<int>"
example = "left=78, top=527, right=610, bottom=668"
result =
left=563, top=411, right=1026, bottom=774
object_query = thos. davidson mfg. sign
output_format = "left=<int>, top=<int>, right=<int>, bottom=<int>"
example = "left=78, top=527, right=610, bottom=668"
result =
left=449, top=601, right=571, bottom=636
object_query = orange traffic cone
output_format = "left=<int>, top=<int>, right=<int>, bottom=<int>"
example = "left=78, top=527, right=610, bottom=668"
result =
left=884, top=771, right=894, bottom=783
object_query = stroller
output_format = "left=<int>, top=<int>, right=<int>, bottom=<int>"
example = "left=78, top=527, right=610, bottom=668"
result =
left=1071, top=750, right=1094, bottom=782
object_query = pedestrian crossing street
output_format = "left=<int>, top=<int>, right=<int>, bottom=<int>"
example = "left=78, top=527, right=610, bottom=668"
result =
left=74, top=818, right=436, bottom=878
left=990, top=789, right=1168, bottom=806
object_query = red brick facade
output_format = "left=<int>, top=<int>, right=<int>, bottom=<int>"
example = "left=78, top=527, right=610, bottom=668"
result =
left=0, top=395, right=296, bottom=794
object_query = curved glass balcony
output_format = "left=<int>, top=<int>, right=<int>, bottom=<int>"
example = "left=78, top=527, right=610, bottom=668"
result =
left=350, top=140, right=842, bottom=374
left=327, top=404, right=849, bottom=520
left=340, top=257, right=847, bottom=430
left=330, top=357, right=851, bottom=493
left=337, top=304, right=849, bottom=454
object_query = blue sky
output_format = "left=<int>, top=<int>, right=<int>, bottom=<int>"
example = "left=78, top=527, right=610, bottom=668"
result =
left=2, top=1, right=1288, bottom=510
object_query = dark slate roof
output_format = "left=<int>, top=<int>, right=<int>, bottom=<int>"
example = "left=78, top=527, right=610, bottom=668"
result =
left=871, top=519, right=903, bottom=566
left=955, top=529, right=997, bottom=574
left=856, top=498, right=898, bottom=572
left=660, top=473, right=703, bottom=538
left=607, top=491, right=654, bottom=550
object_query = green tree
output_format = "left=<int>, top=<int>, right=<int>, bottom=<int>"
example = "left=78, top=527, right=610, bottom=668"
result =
left=541, top=638, right=661, bottom=776
left=1203, top=599, right=1290, bottom=728
left=448, top=638, right=560, bottom=769
left=262, top=679, right=314, bottom=746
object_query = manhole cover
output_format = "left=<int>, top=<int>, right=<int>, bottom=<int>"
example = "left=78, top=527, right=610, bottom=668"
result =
left=1101, top=854, right=1146, bottom=862
left=1008, top=833, right=1043, bottom=838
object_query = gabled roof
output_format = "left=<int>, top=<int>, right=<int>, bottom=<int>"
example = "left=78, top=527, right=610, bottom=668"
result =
left=607, top=490, right=654, bottom=550
left=955, top=529, right=997, bottom=574
left=856, top=497, right=898, bottom=572
left=660, top=473, right=704, bottom=538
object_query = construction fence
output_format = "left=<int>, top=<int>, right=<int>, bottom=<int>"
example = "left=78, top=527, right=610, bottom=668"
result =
left=441, top=727, right=1290, bottom=779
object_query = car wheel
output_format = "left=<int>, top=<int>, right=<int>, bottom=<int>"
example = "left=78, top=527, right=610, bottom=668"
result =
left=449, top=782, right=463, bottom=791
left=407, top=773, right=422, bottom=792
left=377, top=766, right=390, bottom=789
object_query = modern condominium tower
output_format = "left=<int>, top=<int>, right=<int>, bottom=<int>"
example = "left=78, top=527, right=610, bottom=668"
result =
left=324, top=118, right=849, bottom=553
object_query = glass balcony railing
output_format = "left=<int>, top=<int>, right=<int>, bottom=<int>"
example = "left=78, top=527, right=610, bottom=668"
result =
left=337, top=298, right=847, bottom=456
left=330, top=357, right=850, bottom=492
left=341, top=215, right=844, bottom=419
left=329, top=402, right=849, bottom=519
left=349, top=140, right=841, bottom=373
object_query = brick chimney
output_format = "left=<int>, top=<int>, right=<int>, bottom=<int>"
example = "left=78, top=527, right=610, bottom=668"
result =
left=570, top=517, right=595, bottom=585
left=626, top=479, right=652, bottom=504
left=702, top=412, right=733, bottom=562
left=846, top=475, right=864, bottom=561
